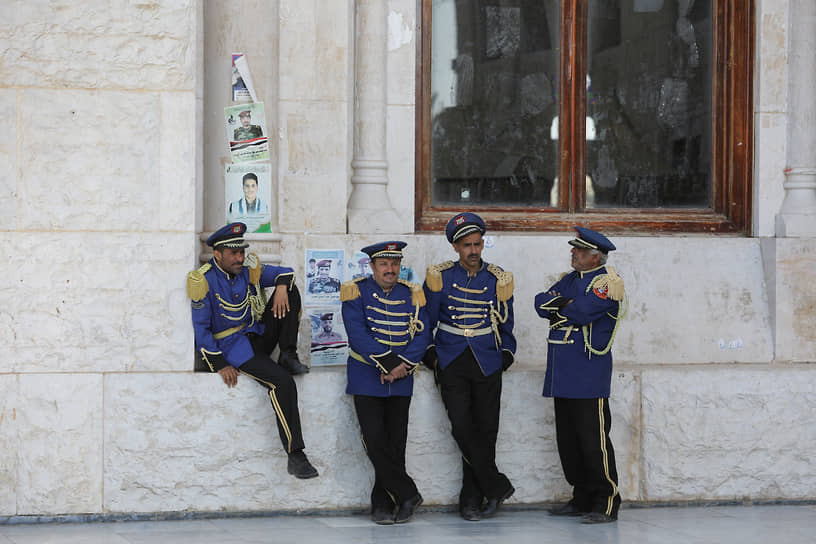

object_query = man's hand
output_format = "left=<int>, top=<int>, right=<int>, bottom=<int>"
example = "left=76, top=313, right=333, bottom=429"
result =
left=380, top=362, right=410, bottom=384
left=271, top=284, right=290, bottom=318
left=218, top=365, right=239, bottom=388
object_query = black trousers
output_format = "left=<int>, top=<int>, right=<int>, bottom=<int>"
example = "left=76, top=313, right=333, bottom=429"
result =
left=353, top=395, right=418, bottom=510
left=554, top=397, right=620, bottom=517
left=239, top=285, right=305, bottom=454
left=438, top=348, right=512, bottom=507
left=252, top=284, right=302, bottom=355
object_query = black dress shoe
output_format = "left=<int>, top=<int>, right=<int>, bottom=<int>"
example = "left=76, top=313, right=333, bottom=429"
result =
left=394, top=493, right=422, bottom=524
left=548, top=502, right=586, bottom=517
left=481, top=486, right=515, bottom=518
left=581, top=512, right=617, bottom=524
left=278, top=351, right=309, bottom=375
left=371, top=508, right=395, bottom=525
left=460, top=504, right=482, bottom=521
left=287, top=450, right=318, bottom=479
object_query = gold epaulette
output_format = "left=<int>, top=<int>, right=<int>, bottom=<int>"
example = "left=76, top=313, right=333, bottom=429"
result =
left=399, top=279, right=426, bottom=307
left=558, top=271, right=568, bottom=281
left=186, top=263, right=212, bottom=301
left=487, top=264, right=514, bottom=302
left=245, top=253, right=262, bottom=284
left=425, top=261, right=454, bottom=292
left=588, top=266, right=625, bottom=301
left=340, top=276, right=366, bottom=302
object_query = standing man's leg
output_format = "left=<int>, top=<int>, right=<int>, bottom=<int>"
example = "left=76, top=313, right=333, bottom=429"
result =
left=439, top=348, right=511, bottom=518
left=471, top=366, right=513, bottom=517
left=573, top=398, right=619, bottom=522
left=383, top=395, right=422, bottom=523
left=438, top=351, right=482, bottom=519
left=354, top=395, right=420, bottom=524
left=551, top=397, right=591, bottom=515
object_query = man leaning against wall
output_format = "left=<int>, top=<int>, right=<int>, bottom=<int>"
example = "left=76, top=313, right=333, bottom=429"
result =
left=422, top=212, right=517, bottom=521
left=535, top=226, right=626, bottom=524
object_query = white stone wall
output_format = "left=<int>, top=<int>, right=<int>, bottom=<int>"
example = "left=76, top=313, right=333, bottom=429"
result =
left=1, top=0, right=815, bottom=519
left=0, top=0, right=202, bottom=517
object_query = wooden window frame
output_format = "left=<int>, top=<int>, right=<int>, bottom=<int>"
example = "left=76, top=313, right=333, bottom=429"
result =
left=415, top=0, right=754, bottom=234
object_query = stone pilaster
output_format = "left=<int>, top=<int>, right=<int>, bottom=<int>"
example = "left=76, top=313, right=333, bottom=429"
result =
left=776, top=0, right=816, bottom=236
left=348, top=0, right=401, bottom=234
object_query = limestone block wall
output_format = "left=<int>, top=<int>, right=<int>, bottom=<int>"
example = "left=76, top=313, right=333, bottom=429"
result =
left=2, top=0, right=816, bottom=521
left=0, top=0, right=202, bottom=517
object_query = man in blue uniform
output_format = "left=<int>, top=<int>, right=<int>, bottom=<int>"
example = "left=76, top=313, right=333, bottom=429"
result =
left=187, top=222, right=317, bottom=479
left=341, top=241, right=430, bottom=525
left=534, top=226, right=626, bottom=523
left=423, top=213, right=516, bottom=521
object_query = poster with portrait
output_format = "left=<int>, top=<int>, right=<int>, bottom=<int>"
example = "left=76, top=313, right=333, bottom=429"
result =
left=224, top=163, right=272, bottom=232
left=304, top=249, right=344, bottom=305
left=225, top=103, right=269, bottom=163
left=346, top=251, right=372, bottom=281
left=231, top=53, right=257, bottom=102
left=309, top=306, right=348, bottom=366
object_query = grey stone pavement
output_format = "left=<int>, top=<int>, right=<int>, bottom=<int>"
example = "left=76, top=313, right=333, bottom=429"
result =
left=1, top=504, right=815, bottom=544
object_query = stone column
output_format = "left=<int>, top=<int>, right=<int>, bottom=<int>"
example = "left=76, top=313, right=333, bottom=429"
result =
left=348, top=0, right=401, bottom=234
left=776, top=0, right=816, bottom=236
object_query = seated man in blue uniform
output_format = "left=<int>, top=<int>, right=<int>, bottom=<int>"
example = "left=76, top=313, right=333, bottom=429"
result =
left=534, top=226, right=626, bottom=524
left=422, top=213, right=516, bottom=521
left=187, top=222, right=317, bottom=479
left=340, top=241, right=430, bottom=525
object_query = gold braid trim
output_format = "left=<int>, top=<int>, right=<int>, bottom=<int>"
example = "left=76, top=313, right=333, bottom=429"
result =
left=582, top=294, right=628, bottom=357
left=586, top=266, right=625, bottom=302
left=425, top=261, right=454, bottom=292
left=186, top=263, right=212, bottom=301
left=398, top=279, right=426, bottom=307
left=487, top=264, right=514, bottom=302
left=243, top=253, right=266, bottom=320
left=340, top=277, right=365, bottom=302
left=245, top=253, right=261, bottom=284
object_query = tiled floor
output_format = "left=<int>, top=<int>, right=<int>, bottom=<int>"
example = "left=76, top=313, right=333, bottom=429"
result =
left=1, top=504, right=814, bottom=544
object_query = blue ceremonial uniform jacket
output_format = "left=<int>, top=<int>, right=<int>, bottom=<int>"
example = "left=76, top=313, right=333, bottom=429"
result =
left=423, top=261, right=516, bottom=376
left=534, top=265, right=623, bottom=398
left=341, top=277, right=431, bottom=397
left=190, top=256, right=294, bottom=369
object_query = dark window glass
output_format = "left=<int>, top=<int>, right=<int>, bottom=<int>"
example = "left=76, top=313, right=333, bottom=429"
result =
left=585, top=0, right=712, bottom=208
left=431, top=1, right=560, bottom=207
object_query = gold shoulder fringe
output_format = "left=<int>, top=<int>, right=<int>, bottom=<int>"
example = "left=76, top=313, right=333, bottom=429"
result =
left=487, top=264, right=514, bottom=302
left=558, top=271, right=568, bottom=281
left=591, top=266, right=625, bottom=301
left=186, top=263, right=212, bottom=301
left=245, top=253, right=262, bottom=284
left=340, top=279, right=362, bottom=302
left=425, top=261, right=454, bottom=292
left=399, top=279, right=426, bottom=307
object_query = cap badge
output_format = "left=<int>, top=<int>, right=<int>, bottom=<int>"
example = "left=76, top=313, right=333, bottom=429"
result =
left=455, top=215, right=465, bottom=225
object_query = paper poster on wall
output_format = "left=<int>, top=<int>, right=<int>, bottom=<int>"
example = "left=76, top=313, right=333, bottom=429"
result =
left=399, top=264, right=416, bottom=283
left=346, top=251, right=372, bottom=281
left=309, top=306, right=348, bottom=366
left=304, top=249, right=344, bottom=305
left=225, top=103, right=269, bottom=163
left=224, top=163, right=272, bottom=232
left=344, top=251, right=415, bottom=283
left=231, top=53, right=257, bottom=102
